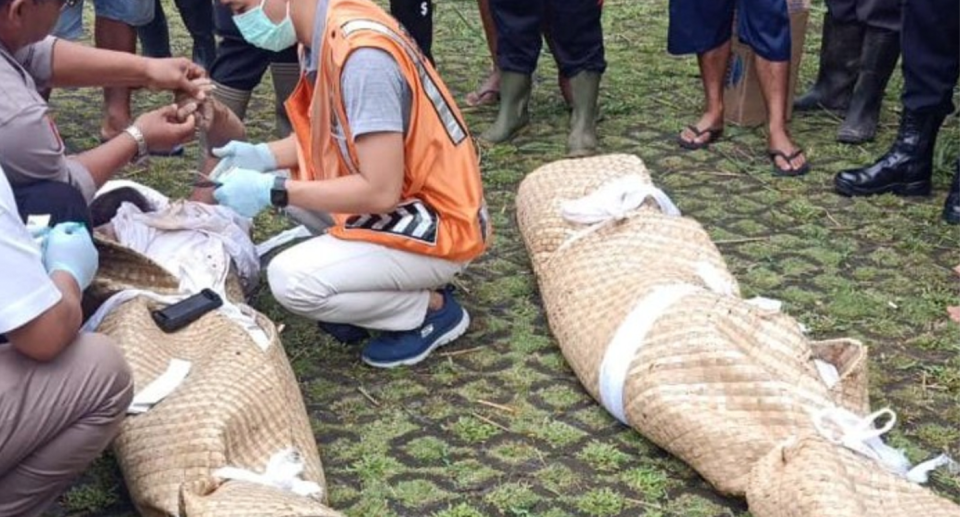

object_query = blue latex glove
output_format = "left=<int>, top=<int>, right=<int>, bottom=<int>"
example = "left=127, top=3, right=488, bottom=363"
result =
left=43, top=222, right=98, bottom=290
left=210, top=141, right=278, bottom=179
left=213, top=167, right=276, bottom=218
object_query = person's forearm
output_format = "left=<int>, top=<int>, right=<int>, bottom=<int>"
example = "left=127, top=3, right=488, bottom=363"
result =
left=287, top=175, right=399, bottom=215
left=50, top=39, right=149, bottom=88
left=7, top=272, right=83, bottom=362
left=71, top=133, right=139, bottom=190
left=268, top=135, right=300, bottom=170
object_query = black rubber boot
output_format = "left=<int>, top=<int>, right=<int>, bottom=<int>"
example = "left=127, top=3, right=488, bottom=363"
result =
left=794, top=13, right=864, bottom=112
left=835, top=109, right=947, bottom=197
left=943, top=160, right=960, bottom=225
left=480, top=72, right=531, bottom=144
left=837, top=28, right=901, bottom=143
left=567, top=71, right=601, bottom=157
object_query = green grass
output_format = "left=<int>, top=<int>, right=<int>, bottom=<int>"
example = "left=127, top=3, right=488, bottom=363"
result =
left=47, top=0, right=960, bottom=515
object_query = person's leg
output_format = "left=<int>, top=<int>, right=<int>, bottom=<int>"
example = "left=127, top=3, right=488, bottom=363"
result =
left=0, top=334, right=133, bottom=517
left=389, top=0, right=434, bottom=63
left=480, top=0, right=543, bottom=143
left=836, top=0, right=902, bottom=143
left=669, top=0, right=734, bottom=149
left=465, top=0, right=502, bottom=107
left=794, top=0, right=864, bottom=112
left=267, top=235, right=465, bottom=332
left=173, top=0, right=218, bottom=69
left=137, top=0, right=172, bottom=59
left=545, top=0, right=605, bottom=156
left=12, top=181, right=93, bottom=231
left=834, top=0, right=958, bottom=199
left=94, top=0, right=156, bottom=141
left=741, top=0, right=807, bottom=175
left=269, top=58, right=301, bottom=138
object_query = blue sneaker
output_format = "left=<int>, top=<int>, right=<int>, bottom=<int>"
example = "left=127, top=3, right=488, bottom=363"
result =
left=317, top=321, right=370, bottom=345
left=361, top=288, right=470, bottom=368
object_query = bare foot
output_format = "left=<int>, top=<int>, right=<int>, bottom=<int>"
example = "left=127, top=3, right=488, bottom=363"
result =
left=678, top=110, right=724, bottom=148
left=768, top=129, right=808, bottom=174
left=465, top=68, right=501, bottom=107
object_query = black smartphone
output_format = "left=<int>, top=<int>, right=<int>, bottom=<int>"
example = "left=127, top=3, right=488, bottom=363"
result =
left=151, top=288, right=223, bottom=333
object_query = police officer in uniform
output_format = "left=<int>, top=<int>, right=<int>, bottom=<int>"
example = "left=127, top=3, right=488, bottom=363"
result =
left=794, top=0, right=902, bottom=143
left=834, top=0, right=959, bottom=224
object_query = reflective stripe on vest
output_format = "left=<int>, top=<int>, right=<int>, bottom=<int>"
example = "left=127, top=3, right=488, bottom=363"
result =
left=344, top=199, right=439, bottom=244
left=339, top=19, right=467, bottom=145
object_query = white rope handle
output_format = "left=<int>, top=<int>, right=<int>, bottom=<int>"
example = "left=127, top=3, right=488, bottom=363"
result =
left=812, top=406, right=958, bottom=483
left=547, top=177, right=681, bottom=263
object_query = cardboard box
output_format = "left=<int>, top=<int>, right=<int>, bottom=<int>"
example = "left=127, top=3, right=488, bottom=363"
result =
left=723, top=2, right=810, bottom=126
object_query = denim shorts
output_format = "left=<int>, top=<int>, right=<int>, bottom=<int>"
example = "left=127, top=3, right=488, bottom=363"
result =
left=53, top=0, right=156, bottom=40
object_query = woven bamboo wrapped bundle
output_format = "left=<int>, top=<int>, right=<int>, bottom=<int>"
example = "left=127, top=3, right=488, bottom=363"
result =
left=89, top=241, right=341, bottom=517
left=747, top=435, right=960, bottom=517
left=516, top=154, right=869, bottom=495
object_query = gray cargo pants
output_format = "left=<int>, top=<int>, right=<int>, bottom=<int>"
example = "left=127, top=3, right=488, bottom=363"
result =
left=0, top=333, right=133, bottom=517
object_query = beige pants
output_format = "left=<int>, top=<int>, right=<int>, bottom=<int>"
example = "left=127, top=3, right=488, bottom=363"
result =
left=267, top=235, right=466, bottom=331
left=0, top=333, right=133, bottom=517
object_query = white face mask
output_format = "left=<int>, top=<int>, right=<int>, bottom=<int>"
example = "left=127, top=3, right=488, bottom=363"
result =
left=233, top=0, right=297, bottom=52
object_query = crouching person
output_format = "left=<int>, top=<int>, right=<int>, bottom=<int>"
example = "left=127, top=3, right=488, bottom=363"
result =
left=0, top=166, right=133, bottom=517
left=213, top=0, right=490, bottom=368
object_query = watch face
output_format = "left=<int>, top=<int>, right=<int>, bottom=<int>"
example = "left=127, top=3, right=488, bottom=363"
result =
left=271, top=178, right=288, bottom=207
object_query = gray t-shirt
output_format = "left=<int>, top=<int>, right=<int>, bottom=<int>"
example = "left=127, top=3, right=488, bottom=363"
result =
left=304, top=1, right=412, bottom=144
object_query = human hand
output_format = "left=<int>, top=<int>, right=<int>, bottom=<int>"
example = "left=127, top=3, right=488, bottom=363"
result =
left=211, top=141, right=278, bottom=177
left=43, top=222, right=98, bottom=290
left=135, top=105, right=197, bottom=152
left=145, top=57, right=207, bottom=98
left=213, top=168, right=277, bottom=218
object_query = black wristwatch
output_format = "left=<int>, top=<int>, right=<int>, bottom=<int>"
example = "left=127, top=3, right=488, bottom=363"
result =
left=270, top=176, right=289, bottom=208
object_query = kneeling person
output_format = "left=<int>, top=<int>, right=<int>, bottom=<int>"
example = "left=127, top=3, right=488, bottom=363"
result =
left=0, top=166, right=133, bottom=516
left=214, top=0, right=490, bottom=367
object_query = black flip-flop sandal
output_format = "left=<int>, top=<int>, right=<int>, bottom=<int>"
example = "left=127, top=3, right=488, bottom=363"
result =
left=678, top=125, right=723, bottom=150
left=768, top=148, right=811, bottom=177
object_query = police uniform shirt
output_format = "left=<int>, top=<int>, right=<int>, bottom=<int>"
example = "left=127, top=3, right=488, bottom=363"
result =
left=0, top=37, right=97, bottom=204
left=0, top=165, right=62, bottom=336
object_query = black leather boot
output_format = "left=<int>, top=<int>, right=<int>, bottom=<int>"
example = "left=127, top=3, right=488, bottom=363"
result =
left=837, top=28, right=901, bottom=143
left=795, top=13, right=864, bottom=112
left=835, top=108, right=947, bottom=197
left=943, top=160, right=960, bottom=225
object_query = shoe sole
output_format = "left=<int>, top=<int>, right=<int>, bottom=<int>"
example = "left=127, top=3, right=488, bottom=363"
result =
left=361, top=309, right=471, bottom=369
left=835, top=179, right=931, bottom=197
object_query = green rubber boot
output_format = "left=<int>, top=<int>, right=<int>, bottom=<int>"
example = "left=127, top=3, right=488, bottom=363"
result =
left=567, top=71, right=601, bottom=157
left=480, top=72, right=531, bottom=144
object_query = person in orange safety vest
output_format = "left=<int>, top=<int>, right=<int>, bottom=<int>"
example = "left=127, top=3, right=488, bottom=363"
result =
left=211, top=0, right=490, bottom=368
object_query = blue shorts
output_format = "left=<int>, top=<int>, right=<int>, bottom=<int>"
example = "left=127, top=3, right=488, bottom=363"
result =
left=53, top=0, right=156, bottom=40
left=668, top=0, right=791, bottom=62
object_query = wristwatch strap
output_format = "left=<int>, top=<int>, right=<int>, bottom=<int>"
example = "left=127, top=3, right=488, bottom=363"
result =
left=124, top=125, right=148, bottom=165
left=270, top=176, right=289, bottom=208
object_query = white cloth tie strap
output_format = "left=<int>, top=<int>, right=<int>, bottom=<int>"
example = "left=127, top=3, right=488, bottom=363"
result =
left=127, top=359, right=191, bottom=415
left=554, top=175, right=681, bottom=257
left=599, top=283, right=701, bottom=425
left=813, top=407, right=958, bottom=483
left=214, top=448, right=323, bottom=498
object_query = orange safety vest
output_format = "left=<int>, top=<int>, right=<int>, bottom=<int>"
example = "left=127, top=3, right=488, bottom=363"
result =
left=284, top=0, right=490, bottom=263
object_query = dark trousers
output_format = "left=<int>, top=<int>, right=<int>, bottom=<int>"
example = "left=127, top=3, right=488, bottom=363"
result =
left=827, top=0, right=901, bottom=32
left=389, top=0, right=434, bottom=63
left=13, top=181, right=92, bottom=231
left=490, top=0, right=605, bottom=77
left=139, top=0, right=217, bottom=69
left=901, top=0, right=959, bottom=115
left=209, top=2, right=298, bottom=91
